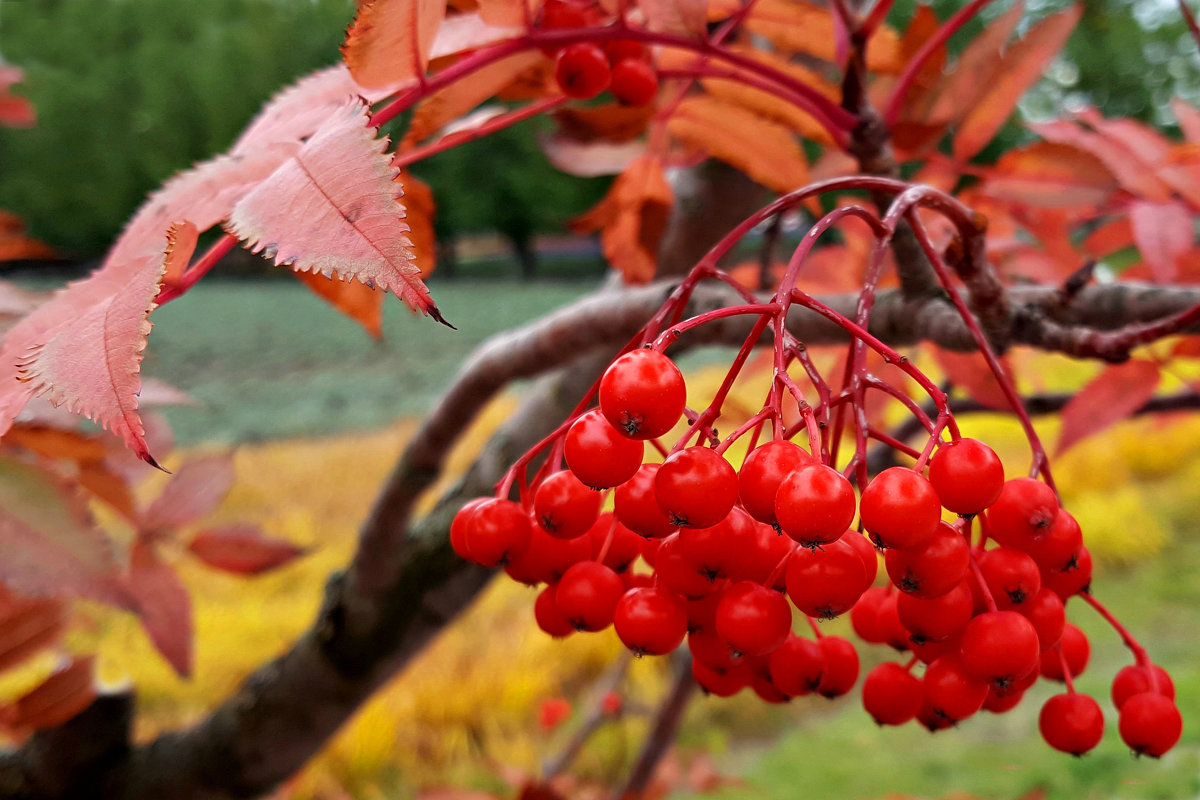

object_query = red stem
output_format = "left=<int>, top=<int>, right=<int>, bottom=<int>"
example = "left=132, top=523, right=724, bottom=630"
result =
left=391, top=96, right=568, bottom=169
left=1078, top=592, right=1151, bottom=670
left=967, top=553, right=998, bottom=613
left=156, top=233, right=239, bottom=305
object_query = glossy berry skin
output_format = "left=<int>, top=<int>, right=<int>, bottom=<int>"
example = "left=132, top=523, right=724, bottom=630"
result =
left=775, top=464, right=856, bottom=547
left=1021, top=587, right=1066, bottom=651
left=1024, top=508, right=1083, bottom=571
left=692, top=659, right=749, bottom=697
left=564, top=408, right=644, bottom=489
left=555, top=43, right=611, bottom=99
left=884, top=521, right=968, bottom=598
left=863, top=662, right=922, bottom=725
left=534, top=583, right=575, bottom=638
left=815, top=636, right=859, bottom=698
left=610, top=58, right=659, bottom=106
left=603, top=39, right=646, bottom=63
left=1112, top=663, right=1176, bottom=709
left=450, top=497, right=490, bottom=562
left=537, top=0, right=589, bottom=55
left=555, top=561, right=626, bottom=632
left=986, top=478, right=1059, bottom=550
left=859, top=467, right=941, bottom=551
left=923, top=653, right=989, bottom=722
left=655, top=446, right=738, bottom=528
left=896, top=579, right=974, bottom=643
left=614, top=463, right=676, bottom=538
left=599, top=349, right=685, bottom=439
left=767, top=634, right=825, bottom=696
left=959, top=610, right=1041, bottom=689
left=738, top=440, right=815, bottom=525
left=534, top=470, right=602, bottom=539
left=786, top=539, right=868, bottom=619
left=614, top=586, right=688, bottom=655
left=714, top=581, right=792, bottom=657
left=1040, top=693, right=1104, bottom=756
left=1039, top=623, right=1090, bottom=682
left=587, top=513, right=643, bottom=573
left=927, top=438, right=1004, bottom=515
left=978, top=547, right=1042, bottom=610
left=460, top=498, right=531, bottom=567
left=1118, top=692, right=1183, bottom=757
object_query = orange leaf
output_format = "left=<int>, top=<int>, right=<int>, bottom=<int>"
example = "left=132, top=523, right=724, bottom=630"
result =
left=1082, top=218, right=1134, bottom=259
left=553, top=103, right=655, bottom=143
left=743, top=0, right=901, bottom=73
left=667, top=96, right=808, bottom=193
left=1033, top=119, right=1171, bottom=201
left=886, top=4, right=946, bottom=124
left=0, top=590, right=67, bottom=673
left=931, top=0, right=1025, bottom=125
left=1129, top=199, right=1193, bottom=282
left=228, top=100, right=440, bottom=320
left=641, top=0, right=706, bottom=36
left=344, top=0, right=448, bottom=89
left=475, top=0, right=528, bottom=26
left=932, top=346, right=1013, bottom=411
left=403, top=51, right=542, bottom=145
left=188, top=527, right=306, bottom=576
left=980, top=141, right=1116, bottom=208
left=77, top=462, right=138, bottom=521
left=572, top=156, right=673, bottom=283
left=127, top=538, right=193, bottom=677
left=0, top=211, right=53, bottom=262
left=1057, top=360, right=1161, bottom=455
left=1, top=426, right=107, bottom=462
left=953, top=4, right=1081, bottom=161
left=9, top=656, right=96, bottom=733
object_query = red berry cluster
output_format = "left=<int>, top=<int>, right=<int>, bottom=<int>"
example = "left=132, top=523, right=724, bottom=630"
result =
left=539, top=0, right=658, bottom=104
left=451, top=347, right=1181, bottom=759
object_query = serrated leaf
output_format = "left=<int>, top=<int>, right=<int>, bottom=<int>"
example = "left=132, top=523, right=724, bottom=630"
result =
left=344, top=0, right=448, bottom=89
left=571, top=156, right=673, bottom=283
left=667, top=96, right=808, bottom=193
left=127, top=539, right=192, bottom=677
left=1129, top=199, right=1193, bottom=282
left=953, top=4, right=1080, bottom=161
left=228, top=100, right=440, bottom=320
left=8, top=656, right=96, bottom=733
left=0, top=457, right=131, bottom=608
left=141, top=453, right=235, bottom=531
left=980, top=141, right=1117, bottom=207
left=402, top=51, right=542, bottom=145
left=187, top=526, right=307, bottom=576
left=1057, top=360, right=1161, bottom=455
left=641, top=0, right=706, bottom=36
left=743, top=0, right=901, bottom=72
left=0, top=590, right=67, bottom=673
left=14, top=224, right=197, bottom=463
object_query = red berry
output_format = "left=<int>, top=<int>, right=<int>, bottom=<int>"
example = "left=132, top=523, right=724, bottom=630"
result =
left=1024, top=508, right=1083, bottom=571
left=1118, top=692, right=1182, bottom=757
left=655, top=446, right=738, bottom=528
left=767, top=634, right=825, bottom=696
left=614, top=463, right=676, bottom=539
left=450, top=497, right=490, bottom=562
left=850, top=585, right=890, bottom=644
left=928, top=438, right=1004, bottom=515
left=692, top=658, right=749, bottom=697
left=1021, top=587, right=1066, bottom=651
left=815, top=635, right=859, bottom=698
left=841, top=529, right=880, bottom=586
left=599, top=349, right=685, bottom=439
left=609, top=58, right=659, bottom=106
left=715, top=581, right=792, bottom=657
left=539, top=697, right=571, bottom=730
left=555, top=43, right=611, bottom=99
left=739, top=440, right=815, bottom=526
left=1041, top=545, right=1093, bottom=600
left=986, top=478, right=1059, bottom=550
left=534, top=470, right=602, bottom=539
left=534, top=583, right=575, bottom=638
left=1111, top=663, right=1175, bottom=709
left=978, top=547, right=1042, bottom=610
left=1040, top=693, right=1104, bottom=755
left=564, top=408, right=644, bottom=489
left=775, top=464, right=856, bottom=547
left=603, top=39, right=646, bottom=63
left=1039, top=623, right=1090, bottom=683
left=601, top=691, right=623, bottom=715
left=896, top=579, right=974, bottom=643
left=923, top=653, right=989, bottom=723
left=587, top=513, right=643, bottom=572
left=884, top=521, right=968, bottom=598
left=860, top=467, right=941, bottom=551
left=654, top=533, right=726, bottom=598
left=785, top=538, right=868, bottom=619
left=863, top=662, right=922, bottom=725
left=509, top=522, right=591, bottom=584
left=555, top=561, right=626, bottom=631
left=959, top=610, right=1041, bottom=689
left=614, top=586, right=688, bottom=655
left=461, top=498, right=531, bottom=567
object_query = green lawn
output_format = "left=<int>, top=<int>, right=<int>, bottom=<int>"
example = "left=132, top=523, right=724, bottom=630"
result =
left=141, top=277, right=600, bottom=444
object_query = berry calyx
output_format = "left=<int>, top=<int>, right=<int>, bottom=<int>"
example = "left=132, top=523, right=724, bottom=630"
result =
left=599, top=349, right=685, bottom=439
left=655, top=446, right=738, bottom=528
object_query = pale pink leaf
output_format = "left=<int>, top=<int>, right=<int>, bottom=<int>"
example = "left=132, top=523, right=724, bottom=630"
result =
left=137, top=378, right=198, bottom=407
left=1172, top=97, right=1200, bottom=144
left=14, top=224, right=198, bottom=462
left=228, top=100, right=441, bottom=319
left=141, top=453, right=236, bottom=531
left=0, top=457, right=133, bottom=609
left=127, top=538, right=193, bottom=677
left=1057, top=360, right=1161, bottom=455
left=429, top=13, right=521, bottom=60
left=1129, top=199, right=1193, bottom=282
left=344, top=0, right=448, bottom=89
left=540, top=132, right=647, bottom=177
left=641, top=0, right=707, bottom=36
left=187, top=526, right=307, bottom=576
left=1072, top=107, right=1171, bottom=165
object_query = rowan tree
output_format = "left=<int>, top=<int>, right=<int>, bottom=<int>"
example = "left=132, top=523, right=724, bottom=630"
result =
left=0, top=0, right=1197, bottom=797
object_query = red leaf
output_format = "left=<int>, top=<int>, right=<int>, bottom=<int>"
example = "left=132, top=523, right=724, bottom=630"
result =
left=1129, top=199, right=1193, bottom=282
left=0, top=589, right=67, bottom=672
left=8, top=656, right=96, bottom=733
left=1057, top=360, right=1161, bottom=455
left=641, top=0, right=707, bottom=36
left=953, top=4, right=1081, bottom=161
left=932, top=346, right=1013, bottom=411
left=1172, top=97, right=1200, bottom=144
left=141, top=453, right=236, bottom=531
left=1033, top=119, right=1171, bottom=201
left=228, top=100, right=439, bottom=320
left=344, top=0, right=448, bottom=89
left=0, top=457, right=132, bottom=608
left=187, top=527, right=307, bottom=576
left=12, top=224, right=197, bottom=463
left=981, top=141, right=1117, bottom=208
left=0, top=65, right=35, bottom=128
left=571, top=155, right=673, bottom=283
left=931, top=0, right=1025, bottom=126
left=127, top=538, right=193, bottom=677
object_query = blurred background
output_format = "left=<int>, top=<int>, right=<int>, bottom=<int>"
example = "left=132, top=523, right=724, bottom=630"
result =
left=1, top=1, right=1199, bottom=799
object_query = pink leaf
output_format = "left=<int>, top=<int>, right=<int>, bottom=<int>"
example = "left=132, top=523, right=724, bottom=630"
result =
left=980, top=141, right=1117, bottom=208
left=1172, top=97, right=1200, bottom=144
left=540, top=133, right=647, bottom=177
left=1057, top=359, right=1161, bottom=455
left=1129, top=199, right=1193, bottom=282
left=12, top=224, right=198, bottom=463
left=344, top=0, right=448, bottom=89
left=187, top=526, right=307, bottom=576
left=127, top=538, right=192, bottom=677
left=141, top=453, right=236, bottom=531
left=641, top=0, right=707, bottom=36
left=1033, top=119, right=1171, bottom=201
left=0, top=457, right=133, bottom=609
left=228, top=100, right=441, bottom=320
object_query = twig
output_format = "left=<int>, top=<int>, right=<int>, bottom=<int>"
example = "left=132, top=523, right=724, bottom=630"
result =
left=613, top=653, right=697, bottom=800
